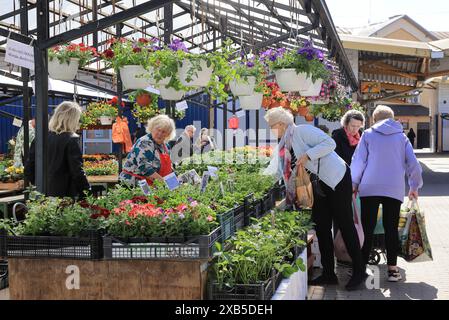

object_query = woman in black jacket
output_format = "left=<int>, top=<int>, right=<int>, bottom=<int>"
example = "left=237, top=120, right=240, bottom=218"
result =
left=25, top=101, right=90, bottom=198
left=332, top=110, right=365, bottom=166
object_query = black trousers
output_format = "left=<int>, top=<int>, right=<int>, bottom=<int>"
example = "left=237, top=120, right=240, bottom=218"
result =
left=360, top=196, right=402, bottom=266
left=312, top=166, right=363, bottom=276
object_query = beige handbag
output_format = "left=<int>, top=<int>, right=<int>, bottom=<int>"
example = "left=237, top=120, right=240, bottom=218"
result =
left=296, top=165, right=314, bottom=208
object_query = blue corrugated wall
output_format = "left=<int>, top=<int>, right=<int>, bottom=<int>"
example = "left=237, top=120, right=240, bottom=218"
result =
left=1, top=96, right=210, bottom=154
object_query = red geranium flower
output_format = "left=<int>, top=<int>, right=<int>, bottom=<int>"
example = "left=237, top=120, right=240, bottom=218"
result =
left=138, top=38, right=149, bottom=44
left=67, top=43, right=77, bottom=51
left=103, top=49, right=114, bottom=59
left=132, top=47, right=142, bottom=53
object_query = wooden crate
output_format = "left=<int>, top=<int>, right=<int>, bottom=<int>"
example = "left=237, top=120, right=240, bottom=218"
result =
left=8, top=258, right=209, bottom=300
left=0, top=181, right=23, bottom=191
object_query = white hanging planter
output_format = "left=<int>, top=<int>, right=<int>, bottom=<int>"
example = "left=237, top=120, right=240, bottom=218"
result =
left=274, top=69, right=312, bottom=92
left=239, top=93, right=263, bottom=110
left=179, top=59, right=213, bottom=87
left=119, top=65, right=152, bottom=90
left=147, top=67, right=171, bottom=86
left=229, top=76, right=256, bottom=96
left=300, top=78, right=324, bottom=97
left=158, top=86, right=185, bottom=101
left=48, top=58, right=79, bottom=81
left=98, top=116, right=113, bottom=125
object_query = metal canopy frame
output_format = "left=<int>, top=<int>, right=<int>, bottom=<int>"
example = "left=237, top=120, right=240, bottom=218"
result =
left=0, top=0, right=358, bottom=194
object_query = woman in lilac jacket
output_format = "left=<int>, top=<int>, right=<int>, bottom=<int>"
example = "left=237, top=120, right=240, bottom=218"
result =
left=351, top=105, right=423, bottom=282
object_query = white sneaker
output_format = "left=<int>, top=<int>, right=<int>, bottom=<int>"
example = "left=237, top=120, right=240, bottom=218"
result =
left=388, top=269, right=402, bottom=282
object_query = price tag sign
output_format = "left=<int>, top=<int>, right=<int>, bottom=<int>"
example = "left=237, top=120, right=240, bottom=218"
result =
left=138, top=179, right=152, bottom=195
left=12, top=118, right=23, bottom=127
left=5, top=39, right=35, bottom=71
left=164, top=172, right=180, bottom=191
left=207, top=166, right=219, bottom=180
left=176, top=100, right=189, bottom=111
left=235, top=110, right=245, bottom=118
left=200, top=172, right=210, bottom=193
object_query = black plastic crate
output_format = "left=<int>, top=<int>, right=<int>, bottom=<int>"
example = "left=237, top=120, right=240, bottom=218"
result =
left=0, top=260, right=7, bottom=290
left=253, top=199, right=264, bottom=218
left=103, top=227, right=222, bottom=260
left=262, top=193, right=274, bottom=214
left=217, top=209, right=235, bottom=242
left=234, top=204, right=245, bottom=230
left=0, top=229, right=103, bottom=260
left=209, top=270, right=282, bottom=300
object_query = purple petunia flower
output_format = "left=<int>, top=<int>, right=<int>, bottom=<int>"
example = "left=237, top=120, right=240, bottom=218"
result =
left=246, top=61, right=255, bottom=68
left=168, top=39, right=188, bottom=52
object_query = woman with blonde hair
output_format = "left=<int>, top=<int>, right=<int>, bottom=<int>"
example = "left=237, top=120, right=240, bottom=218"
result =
left=25, top=101, right=90, bottom=198
left=351, top=105, right=423, bottom=282
left=120, top=114, right=176, bottom=186
left=264, top=107, right=364, bottom=291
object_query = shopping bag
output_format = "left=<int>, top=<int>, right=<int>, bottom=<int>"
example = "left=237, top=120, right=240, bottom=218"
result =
left=399, top=200, right=433, bottom=262
left=373, top=204, right=385, bottom=235
left=295, top=165, right=314, bottom=208
left=334, top=196, right=365, bottom=262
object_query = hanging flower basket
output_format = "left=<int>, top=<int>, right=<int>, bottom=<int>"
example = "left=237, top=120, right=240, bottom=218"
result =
left=147, top=67, right=171, bottom=86
left=274, top=69, right=312, bottom=92
left=119, top=65, right=152, bottom=90
left=48, top=58, right=79, bottom=81
left=179, top=59, right=213, bottom=87
left=300, top=78, right=324, bottom=97
left=158, top=86, right=185, bottom=101
left=239, top=93, right=263, bottom=110
left=229, top=76, right=256, bottom=96
left=98, top=116, right=114, bottom=125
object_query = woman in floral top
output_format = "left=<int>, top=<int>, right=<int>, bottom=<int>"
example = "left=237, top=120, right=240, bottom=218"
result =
left=119, top=115, right=176, bottom=186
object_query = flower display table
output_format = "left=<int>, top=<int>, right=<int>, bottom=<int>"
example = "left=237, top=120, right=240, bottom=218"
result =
left=7, top=257, right=209, bottom=300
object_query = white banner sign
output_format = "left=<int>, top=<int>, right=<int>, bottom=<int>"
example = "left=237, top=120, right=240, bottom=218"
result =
left=236, top=110, right=246, bottom=118
left=5, top=39, right=35, bottom=71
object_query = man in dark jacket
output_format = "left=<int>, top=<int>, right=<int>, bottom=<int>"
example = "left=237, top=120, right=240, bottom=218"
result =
left=170, top=125, right=196, bottom=165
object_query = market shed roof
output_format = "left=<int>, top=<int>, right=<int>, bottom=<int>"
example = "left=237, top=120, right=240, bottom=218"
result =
left=386, top=103, right=430, bottom=116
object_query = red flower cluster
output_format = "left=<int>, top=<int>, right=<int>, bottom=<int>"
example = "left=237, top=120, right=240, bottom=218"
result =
left=79, top=200, right=111, bottom=219
left=107, top=96, right=125, bottom=107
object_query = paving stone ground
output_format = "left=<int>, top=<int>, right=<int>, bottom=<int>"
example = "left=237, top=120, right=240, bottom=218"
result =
left=308, top=152, right=449, bottom=300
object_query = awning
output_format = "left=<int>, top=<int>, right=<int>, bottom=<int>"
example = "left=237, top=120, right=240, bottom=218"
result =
left=384, top=104, right=430, bottom=116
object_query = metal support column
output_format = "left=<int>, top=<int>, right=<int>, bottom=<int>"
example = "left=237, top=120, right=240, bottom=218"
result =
left=116, top=23, right=123, bottom=173
left=232, top=99, right=236, bottom=149
left=222, top=101, right=227, bottom=151
left=164, top=3, right=173, bottom=116
left=92, top=0, right=98, bottom=49
left=20, top=0, right=31, bottom=193
left=35, top=0, right=49, bottom=194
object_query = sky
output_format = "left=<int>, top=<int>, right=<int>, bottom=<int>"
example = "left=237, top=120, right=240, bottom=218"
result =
left=326, top=0, right=449, bottom=32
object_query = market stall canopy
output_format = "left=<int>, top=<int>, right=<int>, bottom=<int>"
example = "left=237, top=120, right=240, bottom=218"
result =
left=384, top=103, right=430, bottom=117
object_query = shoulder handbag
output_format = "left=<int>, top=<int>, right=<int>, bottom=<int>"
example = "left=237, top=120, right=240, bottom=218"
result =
left=310, top=159, right=326, bottom=198
left=295, top=165, right=314, bottom=208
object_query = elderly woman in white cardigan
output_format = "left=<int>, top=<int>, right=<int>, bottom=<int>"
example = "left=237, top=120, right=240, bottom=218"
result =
left=264, top=107, right=364, bottom=291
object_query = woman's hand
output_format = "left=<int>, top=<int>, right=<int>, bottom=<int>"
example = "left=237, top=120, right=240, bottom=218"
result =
left=296, top=154, right=310, bottom=167
left=408, top=190, right=419, bottom=200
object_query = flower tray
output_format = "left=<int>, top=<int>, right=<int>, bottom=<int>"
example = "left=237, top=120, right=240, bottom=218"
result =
left=102, top=227, right=222, bottom=260
left=0, top=229, right=103, bottom=260
left=234, top=204, right=245, bottom=231
left=208, top=269, right=283, bottom=300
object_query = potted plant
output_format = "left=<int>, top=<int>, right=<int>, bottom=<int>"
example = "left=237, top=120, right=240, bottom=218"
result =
left=289, top=96, right=310, bottom=117
left=48, top=43, right=97, bottom=80
left=128, top=90, right=161, bottom=123
left=229, top=56, right=266, bottom=97
left=102, top=37, right=157, bottom=90
left=147, top=40, right=190, bottom=100
left=262, top=41, right=330, bottom=93
left=238, top=72, right=267, bottom=110
left=82, top=101, right=118, bottom=126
